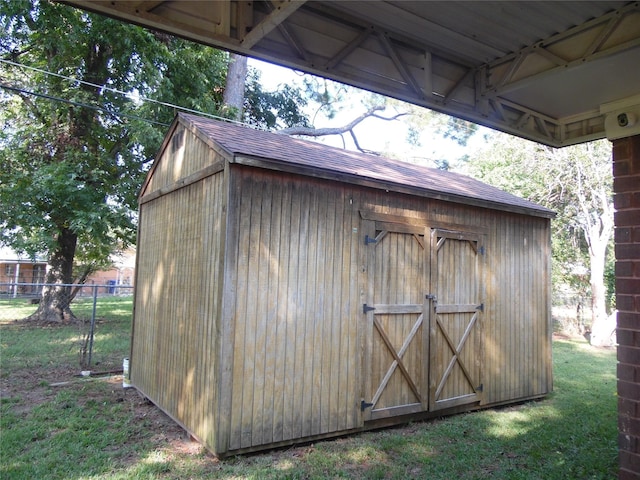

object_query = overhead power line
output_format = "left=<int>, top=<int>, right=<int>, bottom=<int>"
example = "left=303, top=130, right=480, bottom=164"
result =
left=0, top=58, right=245, bottom=126
left=0, top=83, right=171, bottom=127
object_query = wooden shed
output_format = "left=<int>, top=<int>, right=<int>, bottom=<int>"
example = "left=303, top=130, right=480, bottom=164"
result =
left=131, top=112, right=555, bottom=456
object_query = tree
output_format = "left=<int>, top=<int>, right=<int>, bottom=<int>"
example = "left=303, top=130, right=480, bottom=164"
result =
left=222, top=53, right=247, bottom=121
left=546, top=142, right=614, bottom=344
left=242, top=64, right=311, bottom=131
left=0, top=0, right=229, bottom=322
left=277, top=104, right=409, bottom=154
left=466, top=134, right=614, bottom=340
left=221, top=55, right=481, bottom=170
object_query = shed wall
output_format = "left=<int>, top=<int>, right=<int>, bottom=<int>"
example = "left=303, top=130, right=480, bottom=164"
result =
left=483, top=211, right=552, bottom=402
left=221, top=167, right=363, bottom=451
left=218, top=166, right=551, bottom=453
left=132, top=158, right=227, bottom=449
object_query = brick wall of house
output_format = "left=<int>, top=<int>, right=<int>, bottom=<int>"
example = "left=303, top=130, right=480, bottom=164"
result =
left=615, top=134, right=640, bottom=479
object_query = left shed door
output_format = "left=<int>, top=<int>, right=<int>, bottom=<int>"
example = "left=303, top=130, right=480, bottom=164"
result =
left=362, top=225, right=428, bottom=420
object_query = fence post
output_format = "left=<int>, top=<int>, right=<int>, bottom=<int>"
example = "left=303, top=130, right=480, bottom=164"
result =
left=87, top=285, right=98, bottom=367
left=12, top=264, right=20, bottom=298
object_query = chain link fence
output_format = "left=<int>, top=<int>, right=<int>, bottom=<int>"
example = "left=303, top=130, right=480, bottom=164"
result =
left=0, top=282, right=133, bottom=372
left=552, top=290, right=593, bottom=336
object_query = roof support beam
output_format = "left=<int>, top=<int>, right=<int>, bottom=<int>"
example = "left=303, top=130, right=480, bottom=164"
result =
left=378, top=33, right=425, bottom=100
left=490, top=37, right=640, bottom=98
left=485, top=2, right=640, bottom=97
left=423, top=51, right=433, bottom=100
left=240, top=0, right=306, bottom=48
left=61, top=0, right=241, bottom=46
left=443, top=68, right=474, bottom=105
left=325, top=27, right=373, bottom=70
left=59, top=0, right=640, bottom=147
left=584, top=14, right=622, bottom=57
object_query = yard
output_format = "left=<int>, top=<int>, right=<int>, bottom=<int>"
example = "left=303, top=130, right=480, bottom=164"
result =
left=0, top=297, right=618, bottom=479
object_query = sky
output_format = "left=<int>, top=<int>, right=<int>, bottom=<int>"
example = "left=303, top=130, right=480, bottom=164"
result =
left=248, top=58, right=492, bottom=170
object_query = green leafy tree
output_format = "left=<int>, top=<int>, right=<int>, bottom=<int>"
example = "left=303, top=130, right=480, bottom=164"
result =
left=243, top=67, right=312, bottom=131
left=0, top=0, right=229, bottom=322
left=466, top=133, right=614, bottom=339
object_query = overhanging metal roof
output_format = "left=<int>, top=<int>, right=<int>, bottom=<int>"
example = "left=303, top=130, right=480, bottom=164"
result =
left=61, top=1, right=640, bottom=147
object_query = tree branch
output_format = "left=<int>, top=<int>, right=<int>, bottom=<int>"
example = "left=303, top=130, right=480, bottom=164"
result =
left=277, top=105, right=407, bottom=153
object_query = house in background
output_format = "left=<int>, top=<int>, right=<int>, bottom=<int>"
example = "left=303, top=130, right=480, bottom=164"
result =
left=77, top=249, right=136, bottom=296
left=0, top=247, right=46, bottom=296
left=0, top=247, right=136, bottom=296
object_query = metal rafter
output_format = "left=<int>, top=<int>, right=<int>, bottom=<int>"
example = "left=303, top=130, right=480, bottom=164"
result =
left=240, top=0, right=305, bottom=48
left=377, top=32, right=425, bottom=100
left=324, top=27, right=373, bottom=71
left=485, top=2, right=640, bottom=97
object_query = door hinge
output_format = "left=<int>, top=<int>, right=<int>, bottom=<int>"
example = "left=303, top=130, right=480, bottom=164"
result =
left=476, top=383, right=484, bottom=393
left=364, top=234, right=377, bottom=245
left=361, top=400, right=374, bottom=411
left=476, top=303, right=484, bottom=312
left=363, top=304, right=375, bottom=314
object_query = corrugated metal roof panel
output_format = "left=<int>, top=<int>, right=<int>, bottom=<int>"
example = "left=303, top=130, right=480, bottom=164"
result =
left=331, top=1, right=627, bottom=63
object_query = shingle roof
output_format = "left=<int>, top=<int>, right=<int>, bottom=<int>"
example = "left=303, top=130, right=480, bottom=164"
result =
left=179, top=113, right=555, bottom=218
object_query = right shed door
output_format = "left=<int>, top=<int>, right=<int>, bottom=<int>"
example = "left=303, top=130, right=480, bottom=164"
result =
left=428, top=229, right=485, bottom=411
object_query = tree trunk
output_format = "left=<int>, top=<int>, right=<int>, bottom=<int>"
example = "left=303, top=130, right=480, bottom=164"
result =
left=222, top=53, right=247, bottom=121
left=588, top=236, right=613, bottom=345
left=589, top=238, right=607, bottom=326
left=586, top=202, right=614, bottom=345
left=26, top=227, right=78, bottom=323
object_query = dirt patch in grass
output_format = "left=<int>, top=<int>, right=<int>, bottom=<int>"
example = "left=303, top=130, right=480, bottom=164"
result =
left=0, top=362, right=199, bottom=462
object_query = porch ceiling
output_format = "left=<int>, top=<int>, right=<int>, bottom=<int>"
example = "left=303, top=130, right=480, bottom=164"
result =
left=61, top=1, right=640, bottom=147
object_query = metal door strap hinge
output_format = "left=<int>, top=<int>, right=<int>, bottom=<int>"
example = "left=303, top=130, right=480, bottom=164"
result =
left=363, top=304, right=375, bottom=314
left=361, top=400, right=374, bottom=411
left=476, top=383, right=484, bottom=392
left=364, top=234, right=377, bottom=245
left=477, top=303, right=484, bottom=312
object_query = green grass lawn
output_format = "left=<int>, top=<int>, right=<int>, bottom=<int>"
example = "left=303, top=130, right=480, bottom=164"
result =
left=0, top=298, right=618, bottom=479
left=0, top=296, right=132, bottom=371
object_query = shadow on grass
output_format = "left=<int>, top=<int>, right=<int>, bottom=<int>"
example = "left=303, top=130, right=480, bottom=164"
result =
left=1, top=334, right=617, bottom=479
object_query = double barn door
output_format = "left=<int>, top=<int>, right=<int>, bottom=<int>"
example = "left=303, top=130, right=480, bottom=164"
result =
left=362, top=219, right=484, bottom=420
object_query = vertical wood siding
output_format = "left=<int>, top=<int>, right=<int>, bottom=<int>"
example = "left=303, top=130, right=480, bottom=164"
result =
left=142, top=124, right=220, bottom=195
left=132, top=160, right=226, bottom=449
left=224, top=168, right=362, bottom=451
left=482, top=212, right=552, bottom=403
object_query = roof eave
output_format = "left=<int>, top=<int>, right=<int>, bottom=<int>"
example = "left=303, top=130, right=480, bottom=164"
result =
left=231, top=154, right=556, bottom=219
